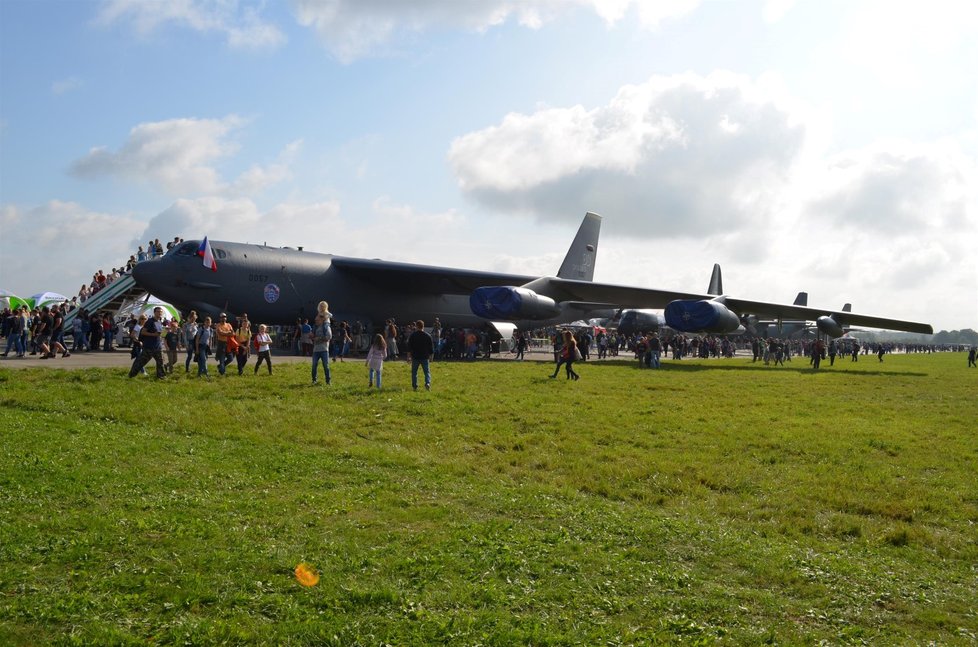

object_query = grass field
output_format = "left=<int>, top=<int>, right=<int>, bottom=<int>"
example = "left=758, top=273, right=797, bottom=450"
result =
left=1, top=352, right=976, bottom=645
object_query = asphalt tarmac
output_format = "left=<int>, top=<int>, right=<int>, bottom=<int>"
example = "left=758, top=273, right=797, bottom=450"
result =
left=0, top=345, right=563, bottom=370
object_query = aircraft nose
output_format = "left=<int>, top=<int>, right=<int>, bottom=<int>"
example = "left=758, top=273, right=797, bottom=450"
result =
left=131, top=258, right=160, bottom=289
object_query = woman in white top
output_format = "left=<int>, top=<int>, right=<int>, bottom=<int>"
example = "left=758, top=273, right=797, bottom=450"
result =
left=253, top=324, right=273, bottom=375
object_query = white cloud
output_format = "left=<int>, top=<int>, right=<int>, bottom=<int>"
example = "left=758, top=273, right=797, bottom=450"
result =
left=449, top=72, right=806, bottom=238
left=97, top=0, right=285, bottom=49
left=290, top=0, right=699, bottom=63
left=0, top=201, right=146, bottom=297
left=69, top=117, right=295, bottom=198
left=805, top=141, right=973, bottom=233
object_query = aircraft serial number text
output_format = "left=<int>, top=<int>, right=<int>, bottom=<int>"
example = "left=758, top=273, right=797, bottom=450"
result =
left=249, top=274, right=269, bottom=282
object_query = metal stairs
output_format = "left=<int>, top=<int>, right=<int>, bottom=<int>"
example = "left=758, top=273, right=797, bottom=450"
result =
left=62, top=272, right=145, bottom=329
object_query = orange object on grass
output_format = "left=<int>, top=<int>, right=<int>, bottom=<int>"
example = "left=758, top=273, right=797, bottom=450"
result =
left=294, top=562, right=319, bottom=587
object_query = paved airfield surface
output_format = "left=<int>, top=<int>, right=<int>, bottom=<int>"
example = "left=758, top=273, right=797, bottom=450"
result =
left=0, top=346, right=570, bottom=370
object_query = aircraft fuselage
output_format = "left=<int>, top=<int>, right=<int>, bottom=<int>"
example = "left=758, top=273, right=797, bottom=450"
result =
left=132, top=240, right=565, bottom=330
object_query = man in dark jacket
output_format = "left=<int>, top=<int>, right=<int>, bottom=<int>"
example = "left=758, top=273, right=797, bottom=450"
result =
left=407, top=319, right=434, bottom=391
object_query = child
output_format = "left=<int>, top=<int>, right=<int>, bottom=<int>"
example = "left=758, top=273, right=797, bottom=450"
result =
left=253, top=324, right=273, bottom=375
left=164, top=320, right=180, bottom=374
left=366, top=334, right=387, bottom=389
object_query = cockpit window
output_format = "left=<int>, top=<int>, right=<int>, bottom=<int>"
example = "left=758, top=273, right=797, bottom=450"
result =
left=174, top=241, right=199, bottom=256
left=172, top=241, right=226, bottom=259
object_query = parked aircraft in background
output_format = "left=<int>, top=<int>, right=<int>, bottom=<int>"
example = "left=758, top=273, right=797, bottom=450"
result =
left=132, top=213, right=609, bottom=333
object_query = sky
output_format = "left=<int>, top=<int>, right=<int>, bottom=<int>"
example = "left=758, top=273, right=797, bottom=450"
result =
left=1, top=0, right=976, bottom=332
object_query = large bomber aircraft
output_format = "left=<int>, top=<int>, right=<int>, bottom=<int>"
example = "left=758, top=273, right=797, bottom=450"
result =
left=132, top=213, right=610, bottom=333
left=132, top=212, right=934, bottom=338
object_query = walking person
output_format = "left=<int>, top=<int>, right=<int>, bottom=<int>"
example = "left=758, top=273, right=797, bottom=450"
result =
left=128, top=307, right=166, bottom=379
left=366, top=334, right=386, bottom=389
left=311, top=302, right=332, bottom=385
left=182, top=311, right=198, bottom=372
left=196, top=316, right=213, bottom=377
left=549, top=330, right=580, bottom=380
left=253, top=324, right=273, bottom=375
left=163, top=320, right=179, bottom=374
left=213, top=313, right=234, bottom=376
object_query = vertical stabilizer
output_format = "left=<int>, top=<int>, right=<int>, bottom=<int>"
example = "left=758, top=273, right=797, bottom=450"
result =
left=707, top=263, right=723, bottom=295
left=793, top=292, right=809, bottom=306
left=842, top=303, right=852, bottom=312
left=556, top=212, right=601, bottom=281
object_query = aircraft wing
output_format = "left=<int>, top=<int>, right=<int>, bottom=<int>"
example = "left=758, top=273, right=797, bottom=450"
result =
left=520, top=276, right=704, bottom=307
left=331, top=257, right=537, bottom=294
left=720, top=297, right=934, bottom=334
left=524, top=277, right=933, bottom=334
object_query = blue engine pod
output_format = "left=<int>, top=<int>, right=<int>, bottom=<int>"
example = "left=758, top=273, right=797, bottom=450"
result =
left=664, top=299, right=741, bottom=333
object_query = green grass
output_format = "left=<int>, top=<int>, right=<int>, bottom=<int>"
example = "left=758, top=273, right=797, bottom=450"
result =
left=1, top=353, right=976, bottom=645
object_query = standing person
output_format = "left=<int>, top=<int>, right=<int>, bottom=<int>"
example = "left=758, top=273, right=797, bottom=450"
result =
left=968, top=346, right=976, bottom=368
left=812, top=337, right=824, bottom=370
left=385, top=319, right=399, bottom=360
left=877, top=344, right=886, bottom=362
left=333, top=321, right=352, bottom=362
left=235, top=314, right=252, bottom=375
left=366, top=334, right=387, bottom=389
left=648, top=332, right=662, bottom=369
left=828, top=339, right=838, bottom=366
left=129, top=307, right=166, bottom=379
left=182, top=311, right=198, bottom=372
left=407, top=319, right=434, bottom=391
left=253, top=324, right=273, bottom=375
left=163, top=320, right=180, bottom=374
left=514, top=331, right=529, bottom=361
left=102, top=313, right=115, bottom=351
left=311, top=303, right=333, bottom=385
left=196, top=316, right=213, bottom=377
left=213, top=313, right=234, bottom=375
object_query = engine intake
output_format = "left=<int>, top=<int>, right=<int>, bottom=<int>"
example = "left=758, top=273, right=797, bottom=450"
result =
left=664, top=299, right=742, bottom=334
left=470, top=286, right=561, bottom=321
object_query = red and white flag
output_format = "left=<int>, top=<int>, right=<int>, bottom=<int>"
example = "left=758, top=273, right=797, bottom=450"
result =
left=197, top=236, right=217, bottom=272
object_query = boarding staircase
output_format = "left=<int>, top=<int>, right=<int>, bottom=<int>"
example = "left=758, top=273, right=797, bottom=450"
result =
left=62, top=273, right=145, bottom=329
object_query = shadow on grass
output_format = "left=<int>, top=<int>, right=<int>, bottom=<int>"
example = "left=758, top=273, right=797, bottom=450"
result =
left=584, top=359, right=928, bottom=377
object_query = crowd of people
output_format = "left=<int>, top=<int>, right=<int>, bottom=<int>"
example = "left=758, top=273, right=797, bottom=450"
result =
left=3, top=299, right=976, bottom=379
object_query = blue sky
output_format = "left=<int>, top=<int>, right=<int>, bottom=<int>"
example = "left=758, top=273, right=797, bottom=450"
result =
left=1, top=0, right=975, bottom=331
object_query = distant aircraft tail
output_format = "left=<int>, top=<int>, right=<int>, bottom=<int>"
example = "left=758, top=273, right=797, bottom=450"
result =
left=842, top=303, right=852, bottom=312
left=556, top=212, right=601, bottom=281
left=793, top=292, right=808, bottom=306
left=707, top=263, right=723, bottom=295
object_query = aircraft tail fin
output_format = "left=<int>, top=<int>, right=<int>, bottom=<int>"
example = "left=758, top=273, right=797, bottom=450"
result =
left=556, top=212, right=601, bottom=281
left=707, top=263, right=723, bottom=295
left=842, top=303, right=852, bottom=312
left=793, top=291, right=808, bottom=306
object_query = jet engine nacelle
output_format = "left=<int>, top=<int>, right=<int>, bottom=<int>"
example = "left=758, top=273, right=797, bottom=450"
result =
left=664, top=299, right=742, bottom=334
left=470, top=286, right=561, bottom=321
left=816, top=315, right=845, bottom=338
left=617, top=309, right=666, bottom=336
